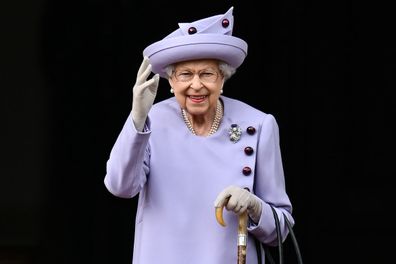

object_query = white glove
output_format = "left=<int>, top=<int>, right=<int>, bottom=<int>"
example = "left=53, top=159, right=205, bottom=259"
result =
left=214, top=185, right=262, bottom=224
left=131, top=56, right=160, bottom=131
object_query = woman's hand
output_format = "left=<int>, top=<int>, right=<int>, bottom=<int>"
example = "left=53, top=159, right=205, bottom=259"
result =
left=131, top=56, right=160, bottom=131
left=214, top=185, right=262, bottom=224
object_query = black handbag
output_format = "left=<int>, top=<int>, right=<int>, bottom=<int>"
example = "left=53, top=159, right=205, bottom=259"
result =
left=255, top=205, right=304, bottom=264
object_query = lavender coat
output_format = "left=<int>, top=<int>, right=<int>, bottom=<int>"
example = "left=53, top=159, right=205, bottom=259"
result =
left=104, top=96, right=294, bottom=264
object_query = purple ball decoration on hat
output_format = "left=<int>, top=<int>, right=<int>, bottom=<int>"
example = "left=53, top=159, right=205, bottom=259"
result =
left=143, top=6, right=248, bottom=78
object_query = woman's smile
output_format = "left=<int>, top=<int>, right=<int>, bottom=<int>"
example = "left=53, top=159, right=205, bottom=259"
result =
left=188, top=95, right=207, bottom=103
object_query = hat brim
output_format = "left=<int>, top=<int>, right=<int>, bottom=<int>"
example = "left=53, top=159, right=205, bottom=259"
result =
left=143, top=34, right=248, bottom=78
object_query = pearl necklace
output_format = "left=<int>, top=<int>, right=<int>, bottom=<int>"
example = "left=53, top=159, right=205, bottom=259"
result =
left=182, top=100, right=223, bottom=136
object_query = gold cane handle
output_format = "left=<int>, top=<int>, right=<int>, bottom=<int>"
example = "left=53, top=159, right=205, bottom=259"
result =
left=215, top=205, right=226, bottom=227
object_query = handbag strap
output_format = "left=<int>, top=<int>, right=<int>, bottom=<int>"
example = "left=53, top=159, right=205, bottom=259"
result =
left=270, top=205, right=284, bottom=264
left=282, top=212, right=303, bottom=264
left=256, top=205, right=304, bottom=264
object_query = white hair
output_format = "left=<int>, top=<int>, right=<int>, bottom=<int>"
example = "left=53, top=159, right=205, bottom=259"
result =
left=218, top=61, right=236, bottom=81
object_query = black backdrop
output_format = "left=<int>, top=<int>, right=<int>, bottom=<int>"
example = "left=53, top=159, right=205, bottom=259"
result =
left=1, top=1, right=394, bottom=263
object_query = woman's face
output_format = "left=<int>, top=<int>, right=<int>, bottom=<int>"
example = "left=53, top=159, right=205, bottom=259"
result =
left=168, top=59, right=224, bottom=117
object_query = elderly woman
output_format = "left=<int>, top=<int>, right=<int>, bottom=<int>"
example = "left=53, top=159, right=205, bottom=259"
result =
left=104, top=7, right=294, bottom=264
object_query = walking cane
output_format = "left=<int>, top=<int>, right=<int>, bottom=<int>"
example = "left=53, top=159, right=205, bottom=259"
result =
left=216, top=206, right=248, bottom=264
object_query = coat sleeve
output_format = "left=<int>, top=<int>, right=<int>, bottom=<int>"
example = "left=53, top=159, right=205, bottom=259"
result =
left=248, top=114, right=295, bottom=246
left=104, top=113, right=150, bottom=198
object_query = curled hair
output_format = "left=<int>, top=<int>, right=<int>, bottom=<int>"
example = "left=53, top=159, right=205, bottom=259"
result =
left=218, top=61, right=236, bottom=81
left=164, top=65, right=174, bottom=79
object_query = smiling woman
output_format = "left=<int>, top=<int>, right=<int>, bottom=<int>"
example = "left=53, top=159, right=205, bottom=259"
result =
left=104, top=6, right=294, bottom=264
left=167, top=59, right=225, bottom=135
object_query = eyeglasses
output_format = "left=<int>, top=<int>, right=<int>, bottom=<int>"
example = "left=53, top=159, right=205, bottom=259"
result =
left=173, top=69, right=220, bottom=83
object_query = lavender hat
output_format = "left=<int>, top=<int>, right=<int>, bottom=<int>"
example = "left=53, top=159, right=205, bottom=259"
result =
left=143, top=7, right=248, bottom=78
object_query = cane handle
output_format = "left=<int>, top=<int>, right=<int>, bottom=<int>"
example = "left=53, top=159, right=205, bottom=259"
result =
left=215, top=206, right=226, bottom=227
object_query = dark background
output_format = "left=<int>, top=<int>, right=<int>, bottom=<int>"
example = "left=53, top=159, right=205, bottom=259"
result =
left=1, top=0, right=394, bottom=263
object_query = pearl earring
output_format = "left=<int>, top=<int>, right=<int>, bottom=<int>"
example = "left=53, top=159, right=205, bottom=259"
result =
left=220, top=89, right=223, bottom=94
left=170, top=88, right=174, bottom=94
